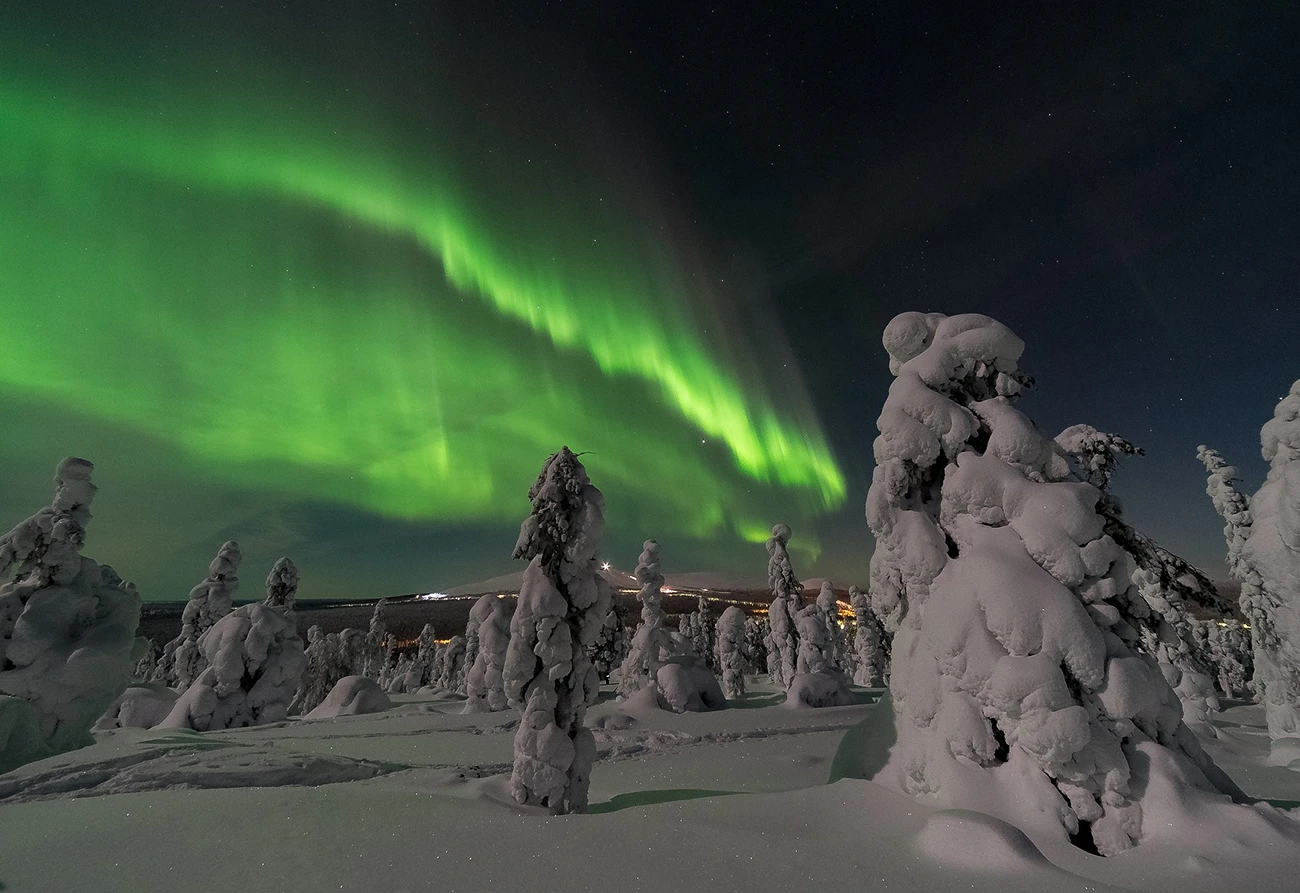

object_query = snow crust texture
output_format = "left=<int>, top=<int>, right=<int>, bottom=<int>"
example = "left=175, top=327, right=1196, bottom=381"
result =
left=0, top=458, right=140, bottom=772
left=503, top=447, right=612, bottom=814
left=867, top=311, right=1242, bottom=856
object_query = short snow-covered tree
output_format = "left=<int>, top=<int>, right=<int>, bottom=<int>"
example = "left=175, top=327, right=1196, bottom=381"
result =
left=502, top=447, right=612, bottom=814
left=0, top=458, right=141, bottom=772
left=437, top=635, right=467, bottom=692
left=716, top=606, right=748, bottom=699
left=765, top=524, right=802, bottom=688
left=589, top=600, right=629, bottom=684
left=867, top=311, right=1244, bottom=856
left=160, top=541, right=241, bottom=689
left=463, top=594, right=510, bottom=713
left=849, top=585, right=885, bottom=687
left=160, top=599, right=306, bottom=731
left=1200, top=381, right=1300, bottom=738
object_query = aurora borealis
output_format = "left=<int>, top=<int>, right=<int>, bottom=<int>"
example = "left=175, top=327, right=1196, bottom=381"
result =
left=2, top=3, right=1297, bottom=601
left=0, top=3, right=844, bottom=598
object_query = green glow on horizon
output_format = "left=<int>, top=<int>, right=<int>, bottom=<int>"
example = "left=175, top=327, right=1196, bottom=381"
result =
left=0, top=37, right=845, bottom=551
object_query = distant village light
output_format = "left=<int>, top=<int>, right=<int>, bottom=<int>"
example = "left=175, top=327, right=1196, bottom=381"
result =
left=601, top=562, right=611, bottom=571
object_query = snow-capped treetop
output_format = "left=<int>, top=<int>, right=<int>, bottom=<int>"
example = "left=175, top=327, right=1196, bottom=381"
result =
left=0, top=457, right=98, bottom=586
left=1261, top=380, right=1300, bottom=469
left=513, top=446, right=606, bottom=581
left=1055, top=425, right=1144, bottom=492
left=816, top=581, right=837, bottom=615
left=1198, top=446, right=1254, bottom=580
left=264, top=558, right=299, bottom=614
left=191, top=541, right=241, bottom=632
left=635, top=540, right=664, bottom=605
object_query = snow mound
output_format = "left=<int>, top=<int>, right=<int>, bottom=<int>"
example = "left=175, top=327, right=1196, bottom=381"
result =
left=785, top=672, right=853, bottom=709
left=303, top=676, right=392, bottom=719
left=656, top=660, right=726, bottom=713
left=914, top=809, right=1057, bottom=873
left=95, top=684, right=179, bottom=730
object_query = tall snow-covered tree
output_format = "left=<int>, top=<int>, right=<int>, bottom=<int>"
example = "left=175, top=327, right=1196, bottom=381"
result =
left=0, top=458, right=141, bottom=772
left=1200, top=380, right=1300, bottom=738
left=160, top=541, right=241, bottom=689
left=815, top=582, right=846, bottom=672
left=463, top=594, right=511, bottom=713
left=363, top=599, right=388, bottom=679
left=849, top=585, right=885, bottom=687
left=617, top=539, right=676, bottom=699
left=502, top=447, right=612, bottom=814
left=716, top=606, right=748, bottom=700
left=685, top=596, right=716, bottom=669
left=765, top=524, right=802, bottom=688
left=743, top=617, right=768, bottom=675
left=867, top=311, right=1244, bottom=856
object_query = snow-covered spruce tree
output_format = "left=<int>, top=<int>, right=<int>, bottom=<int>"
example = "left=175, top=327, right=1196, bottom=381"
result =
left=1203, top=620, right=1252, bottom=699
left=437, top=635, right=466, bottom=692
left=1054, top=426, right=1227, bottom=730
left=412, top=623, right=438, bottom=687
left=0, top=458, right=141, bottom=772
left=362, top=599, right=388, bottom=679
left=463, top=594, right=511, bottom=713
left=264, top=557, right=299, bottom=618
left=616, top=539, right=674, bottom=698
left=290, top=625, right=333, bottom=714
left=160, top=599, right=306, bottom=731
left=815, top=581, right=846, bottom=672
left=160, top=541, right=241, bottom=689
left=589, top=601, right=628, bottom=685
left=765, top=523, right=802, bottom=688
left=502, top=447, right=612, bottom=814
left=1200, top=381, right=1300, bottom=738
left=867, top=311, right=1244, bottom=856
left=716, top=606, right=748, bottom=699
left=743, top=616, right=768, bottom=675
left=687, top=596, right=716, bottom=669
left=849, top=585, right=886, bottom=687
left=335, top=629, right=366, bottom=675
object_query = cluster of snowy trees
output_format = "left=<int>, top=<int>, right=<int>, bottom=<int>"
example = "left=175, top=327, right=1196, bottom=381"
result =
left=5, top=316, right=1293, bottom=848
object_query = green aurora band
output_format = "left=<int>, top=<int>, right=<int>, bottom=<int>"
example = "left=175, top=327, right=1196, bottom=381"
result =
left=0, top=19, right=845, bottom=593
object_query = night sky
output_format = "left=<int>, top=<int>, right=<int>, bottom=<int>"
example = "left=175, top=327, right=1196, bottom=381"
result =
left=1, top=2, right=1295, bottom=601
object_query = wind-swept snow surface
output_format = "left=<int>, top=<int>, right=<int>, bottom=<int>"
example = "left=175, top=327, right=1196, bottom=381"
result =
left=866, top=311, right=1252, bottom=856
left=0, top=458, right=140, bottom=772
left=503, top=447, right=612, bottom=814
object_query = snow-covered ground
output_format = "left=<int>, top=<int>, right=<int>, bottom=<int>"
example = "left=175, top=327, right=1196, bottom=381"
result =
left=0, top=683, right=1297, bottom=892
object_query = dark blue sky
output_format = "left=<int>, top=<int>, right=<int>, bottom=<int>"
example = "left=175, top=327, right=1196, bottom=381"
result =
left=516, top=1, right=1298, bottom=578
